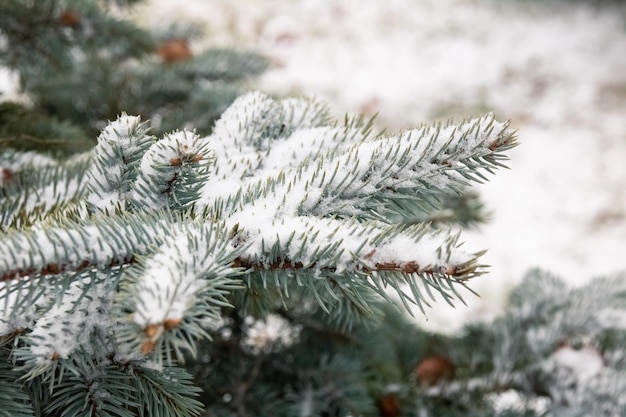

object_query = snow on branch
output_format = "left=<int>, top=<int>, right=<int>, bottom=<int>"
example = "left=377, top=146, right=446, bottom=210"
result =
left=86, top=114, right=153, bottom=213
left=130, top=130, right=213, bottom=211
left=198, top=94, right=515, bottom=227
left=199, top=93, right=369, bottom=200
left=16, top=271, right=114, bottom=368
left=1, top=154, right=89, bottom=229
left=230, top=217, right=476, bottom=278
left=0, top=91, right=518, bottom=382
left=122, top=224, right=242, bottom=357
left=188, top=93, right=515, bottom=318
left=211, top=91, right=283, bottom=151
left=0, top=212, right=172, bottom=281
left=226, top=215, right=482, bottom=315
left=0, top=150, right=57, bottom=181
left=294, top=114, right=516, bottom=220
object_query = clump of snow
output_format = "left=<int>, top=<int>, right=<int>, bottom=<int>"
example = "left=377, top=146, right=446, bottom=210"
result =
left=259, top=126, right=362, bottom=175
left=199, top=94, right=371, bottom=204
left=0, top=67, right=23, bottom=103
left=98, top=115, right=143, bottom=147
left=137, top=130, right=206, bottom=178
left=280, top=96, right=332, bottom=132
left=548, top=343, right=604, bottom=382
left=212, top=91, right=281, bottom=151
left=133, top=232, right=203, bottom=327
left=488, top=389, right=549, bottom=415
left=244, top=314, right=301, bottom=352
left=131, top=225, right=238, bottom=329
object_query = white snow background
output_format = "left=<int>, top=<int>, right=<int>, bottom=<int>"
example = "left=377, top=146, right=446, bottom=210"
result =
left=3, top=0, right=626, bottom=332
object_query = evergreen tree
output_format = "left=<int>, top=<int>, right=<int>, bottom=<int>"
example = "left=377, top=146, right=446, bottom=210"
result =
left=0, top=90, right=524, bottom=416
left=0, top=0, right=267, bottom=155
left=185, top=269, right=626, bottom=417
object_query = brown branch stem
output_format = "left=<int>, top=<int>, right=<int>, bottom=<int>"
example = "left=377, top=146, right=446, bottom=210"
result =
left=1, top=254, right=474, bottom=282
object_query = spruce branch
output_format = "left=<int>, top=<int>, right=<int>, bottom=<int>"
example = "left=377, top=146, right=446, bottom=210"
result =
left=226, top=217, right=484, bottom=319
left=291, top=113, right=516, bottom=221
left=0, top=91, right=520, bottom=416
left=0, top=358, right=34, bottom=417
left=200, top=93, right=365, bottom=195
left=117, top=224, right=243, bottom=362
left=199, top=93, right=514, bottom=224
left=13, top=271, right=114, bottom=373
left=129, top=130, right=213, bottom=212
left=86, top=114, right=153, bottom=214
left=1, top=152, right=89, bottom=230
left=0, top=149, right=57, bottom=190
left=189, top=270, right=626, bottom=416
left=129, top=364, right=204, bottom=417
left=0, top=212, right=168, bottom=282
left=44, top=363, right=138, bottom=417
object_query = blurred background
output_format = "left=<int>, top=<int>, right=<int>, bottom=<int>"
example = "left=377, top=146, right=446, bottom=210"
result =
left=2, top=0, right=626, bottom=332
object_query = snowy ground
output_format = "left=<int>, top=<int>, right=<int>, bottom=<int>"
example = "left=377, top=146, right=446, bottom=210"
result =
left=3, top=0, right=625, bottom=332
left=134, top=0, right=626, bottom=331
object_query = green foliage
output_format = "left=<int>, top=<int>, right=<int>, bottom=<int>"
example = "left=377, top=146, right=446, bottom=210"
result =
left=0, top=102, right=90, bottom=154
left=0, top=91, right=516, bottom=416
left=1, top=4, right=622, bottom=415
left=0, top=0, right=267, bottom=155
left=187, top=270, right=626, bottom=417
left=0, top=356, right=35, bottom=417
